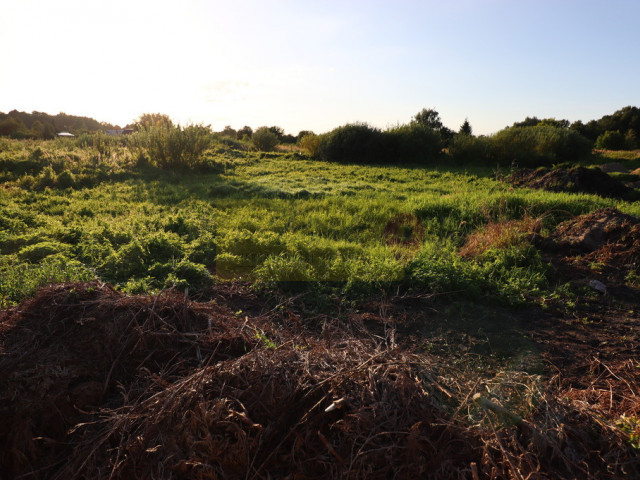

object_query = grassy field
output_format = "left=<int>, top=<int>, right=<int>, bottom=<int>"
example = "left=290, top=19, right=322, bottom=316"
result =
left=1, top=137, right=639, bottom=308
left=1, top=137, right=639, bottom=478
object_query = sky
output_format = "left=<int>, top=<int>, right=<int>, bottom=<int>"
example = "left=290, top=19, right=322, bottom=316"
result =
left=1, top=0, right=639, bottom=135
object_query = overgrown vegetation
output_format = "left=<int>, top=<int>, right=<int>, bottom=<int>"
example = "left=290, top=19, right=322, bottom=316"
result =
left=127, top=123, right=213, bottom=170
left=1, top=110, right=639, bottom=479
left=1, top=135, right=639, bottom=309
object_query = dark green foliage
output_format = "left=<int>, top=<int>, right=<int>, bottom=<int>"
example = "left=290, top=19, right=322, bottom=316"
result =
left=237, top=126, right=253, bottom=140
left=412, top=108, right=444, bottom=130
left=18, top=241, right=71, bottom=263
left=412, top=108, right=453, bottom=144
left=267, top=126, right=285, bottom=140
left=513, top=117, right=570, bottom=129
left=188, top=234, right=217, bottom=266
left=624, top=129, right=638, bottom=149
left=0, top=109, right=117, bottom=137
left=127, top=123, right=212, bottom=169
left=166, top=260, right=213, bottom=292
left=595, top=130, right=625, bottom=150
left=449, top=134, right=490, bottom=163
left=317, top=123, right=386, bottom=163
left=252, top=127, right=279, bottom=151
left=317, top=123, right=442, bottom=164
left=490, top=125, right=592, bottom=167
left=35, top=166, right=57, bottom=189
left=56, top=170, right=76, bottom=189
left=386, top=124, right=443, bottom=163
left=220, top=125, right=238, bottom=138
left=0, top=116, right=28, bottom=138
left=571, top=106, right=640, bottom=147
left=459, top=119, right=472, bottom=136
left=146, top=232, right=184, bottom=263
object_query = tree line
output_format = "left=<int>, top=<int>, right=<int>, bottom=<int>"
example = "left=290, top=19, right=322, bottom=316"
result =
left=2, top=106, right=639, bottom=168
left=0, top=110, right=120, bottom=139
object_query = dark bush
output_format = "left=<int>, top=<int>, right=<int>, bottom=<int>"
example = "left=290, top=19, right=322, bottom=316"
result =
left=18, top=241, right=71, bottom=263
left=595, top=130, right=625, bottom=150
left=251, top=127, right=279, bottom=151
left=386, top=123, right=443, bottom=163
left=489, top=125, right=592, bottom=167
left=317, top=123, right=386, bottom=163
left=449, top=134, right=491, bottom=164
left=317, top=123, right=444, bottom=165
left=166, top=260, right=213, bottom=292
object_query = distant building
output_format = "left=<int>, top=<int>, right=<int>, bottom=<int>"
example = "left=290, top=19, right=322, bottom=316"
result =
left=57, top=131, right=75, bottom=137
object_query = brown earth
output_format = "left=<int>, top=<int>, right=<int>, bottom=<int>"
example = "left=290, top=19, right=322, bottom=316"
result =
left=508, top=166, right=638, bottom=200
left=541, top=207, right=640, bottom=293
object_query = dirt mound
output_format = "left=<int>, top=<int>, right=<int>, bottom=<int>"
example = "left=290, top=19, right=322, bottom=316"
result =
left=0, top=282, right=255, bottom=478
left=599, top=162, right=629, bottom=173
left=508, top=166, right=636, bottom=199
left=1, top=283, right=638, bottom=479
left=543, top=208, right=640, bottom=287
left=549, top=208, right=639, bottom=252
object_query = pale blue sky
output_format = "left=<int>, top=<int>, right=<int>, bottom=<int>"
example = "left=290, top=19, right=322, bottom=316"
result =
left=1, top=0, right=638, bottom=134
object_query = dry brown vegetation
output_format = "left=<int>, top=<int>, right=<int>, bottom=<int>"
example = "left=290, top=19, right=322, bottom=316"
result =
left=1, top=276, right=638, bottom=479
left=459, top=217, right=542, bottom=258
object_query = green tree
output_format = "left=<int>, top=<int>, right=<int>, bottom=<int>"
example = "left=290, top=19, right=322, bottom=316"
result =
left=296, top=130, right=314, bottom=142
left=133, top=113, right=174, bottom=131
left=0, top=117, right=27, bottom=138
left=538, top=118, right=570, bottom=129
left=268, top=126, right=285, bottom=141
left=624, top=129, right=638, bottom=149
left=512, top=116, right=541, bottom=128
left=237, top=126, right=253, bottom=140
left=595, top=130, right=625, bottom=150
left=252, top=127, right=279, bottom=151
left=412, top=108, right=443, bottom=130
left=458, top=119, right=472, bottom=136
left=42, top=123, right=55, bottom=140
left=221, top=126, right=237, bottom=138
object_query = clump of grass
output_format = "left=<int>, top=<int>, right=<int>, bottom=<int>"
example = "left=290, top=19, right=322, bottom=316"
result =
left=127, top=123, right=212, bottom=170
left=459, top=216, right=542, bottom=257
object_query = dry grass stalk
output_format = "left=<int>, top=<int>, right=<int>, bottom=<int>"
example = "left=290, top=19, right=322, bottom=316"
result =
left=1, top=282, right=638, bottom=479
left=459, top=216, right=542, bottom=257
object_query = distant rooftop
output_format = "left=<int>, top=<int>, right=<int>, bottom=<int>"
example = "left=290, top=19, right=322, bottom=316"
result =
left=57, top=131, right=75, bottom=137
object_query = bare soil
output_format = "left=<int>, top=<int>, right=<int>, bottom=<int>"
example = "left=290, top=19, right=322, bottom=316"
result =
left=508, top=166, right=638, bottom=200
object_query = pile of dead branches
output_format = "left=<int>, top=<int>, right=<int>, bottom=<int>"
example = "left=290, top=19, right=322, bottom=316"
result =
left=1, top=282, right=638, bottom=479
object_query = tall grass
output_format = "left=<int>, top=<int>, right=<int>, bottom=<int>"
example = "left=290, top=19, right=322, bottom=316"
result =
left=0, top=139, right=637, bottom=305
left=127, top=123, right=212, bottom=169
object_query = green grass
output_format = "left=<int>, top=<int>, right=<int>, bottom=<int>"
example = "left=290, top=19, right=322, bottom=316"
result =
left=1, top=138, right=638, bottom=307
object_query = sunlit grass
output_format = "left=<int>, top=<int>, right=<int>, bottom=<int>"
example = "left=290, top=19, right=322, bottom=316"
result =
left=1, top=138, right=638, bottom=306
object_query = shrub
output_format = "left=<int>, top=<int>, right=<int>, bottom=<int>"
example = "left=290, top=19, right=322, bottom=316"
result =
left=0, top=254, right=94, bottom=308
left=317, top=123, right=386, bottom=163
left=56, top=170, right=76, bottom=189
left=595, top=130, right=625, bottom=150
left=315, top=123, right=443, bottom=164
left=251, top=127, right=279, bottom=151
left=385, top=123, right=443, bottom=163
left=18, top=241, right=71, bottom=263
left=35, top=165, right=57, bottom=189
left=490, top=125, right=592, bottom=167
left=449, top=134, right=491, bottom=164
left=166, top=260, right=213, bottom=292
left=127, top=123, right=212, bottom=169
left=298, top=133, right=322, bottom=157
